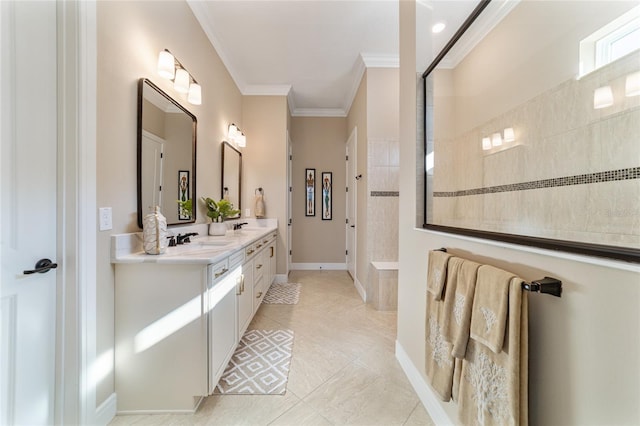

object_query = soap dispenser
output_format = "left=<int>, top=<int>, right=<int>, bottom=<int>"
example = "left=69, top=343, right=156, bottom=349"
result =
left=142, top=206, right=168, bottom=254
left=254, top=188, right=265, bottom=218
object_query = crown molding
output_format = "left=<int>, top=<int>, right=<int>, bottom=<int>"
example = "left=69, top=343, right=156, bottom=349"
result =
left=291, top=108, right=347, bottom=118
left=360, top=53, right=399, bottom=68
left=439, top=0, right=520, bottom=69
left=243, top=84, right=292, bottom=96
left=187, top=0, right=248, bottom=93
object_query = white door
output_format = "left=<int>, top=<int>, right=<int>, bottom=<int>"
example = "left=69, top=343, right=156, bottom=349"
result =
left=141, top=130, right=165, bottom=215
left=1, top=1, right=58, bottom=425
left=345, top=127, right=357, bottom=280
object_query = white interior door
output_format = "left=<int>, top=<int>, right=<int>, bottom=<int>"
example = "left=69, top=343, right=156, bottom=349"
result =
left=1, top=1, right=58, bottom=425
left=141, top=130, right=165, bottom=215
left=346, top=127, right=357, bottom=280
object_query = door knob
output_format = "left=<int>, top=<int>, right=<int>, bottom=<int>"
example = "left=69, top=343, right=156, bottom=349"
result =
left=24, top=258, right=58, bottom=275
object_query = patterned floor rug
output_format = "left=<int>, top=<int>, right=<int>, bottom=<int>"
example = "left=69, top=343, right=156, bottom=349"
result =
left=214, top=329, right=294, bottom=395
left=262, top=282, right=301, bottom=304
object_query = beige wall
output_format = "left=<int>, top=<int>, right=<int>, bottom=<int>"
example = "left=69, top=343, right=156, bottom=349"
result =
left=97, top=0, right=242, bottom=405
left=241, top=96, right=288, bottom=274
left=367, top=68, right=399, bottom=140
left=398, top=1, right=640, bottom=425
left=290, top=117, right=347, bottom=263
left=346, top=73, right=368, bottom=287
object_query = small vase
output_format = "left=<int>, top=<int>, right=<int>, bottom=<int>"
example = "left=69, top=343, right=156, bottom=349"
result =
left=209, top=222, right=227, bottom=236
left=142, top=206, right=168, bottom=254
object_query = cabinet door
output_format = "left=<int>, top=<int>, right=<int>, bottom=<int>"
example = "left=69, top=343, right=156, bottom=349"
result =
left=237, top=259, right=253, bottom=340
left=208, top=270, right=238, bottom=394
left=269, top=241, right=277, bottom=285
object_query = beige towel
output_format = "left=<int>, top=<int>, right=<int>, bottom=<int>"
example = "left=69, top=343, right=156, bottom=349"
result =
left=442, top=259, right=481, bottom=359
left=425, top=289, right=456, bottom=401
left=469, top=265, right=515, bottom=353
left=427, top=250, right=452, bottom=300
left=458, top=277, right=528, bottom=426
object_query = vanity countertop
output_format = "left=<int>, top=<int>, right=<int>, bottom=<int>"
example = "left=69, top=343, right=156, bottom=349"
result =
left=111, top=220, right=277, bottom=265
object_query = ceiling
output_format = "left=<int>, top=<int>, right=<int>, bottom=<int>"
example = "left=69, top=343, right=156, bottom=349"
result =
left=187, top=0, right=481, bottom=117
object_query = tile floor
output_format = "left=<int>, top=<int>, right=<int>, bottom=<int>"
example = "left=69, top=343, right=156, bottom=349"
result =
left=108, top=270, right=434, bottom=426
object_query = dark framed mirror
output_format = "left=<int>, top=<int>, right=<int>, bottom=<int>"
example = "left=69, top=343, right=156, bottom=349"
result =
left=422, top=0, right=640, bottom=262
left=221, top=141, right=242, bottom=217
left=137, top=78, right=197, bottom=228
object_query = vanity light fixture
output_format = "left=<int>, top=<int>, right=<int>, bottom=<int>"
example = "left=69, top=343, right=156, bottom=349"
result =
left=156, top=49, right=202, bottom=105
left=625, top=71, right=640, bottom=97
left=593, top=85, right=613, bottom=109
left=482, top=137, right=492, bottom=150
left=227, top=123, right=247, bottom=147
left=491, top=132, right=503, bottom=147
left=503, top=127, right=515, bottom=143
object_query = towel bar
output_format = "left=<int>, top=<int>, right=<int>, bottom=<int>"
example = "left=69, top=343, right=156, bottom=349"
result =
left=435, top=248, right=562, bottom=297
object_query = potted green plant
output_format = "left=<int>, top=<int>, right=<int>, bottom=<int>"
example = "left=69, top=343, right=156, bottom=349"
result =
left=201, top=197, right=240, bottom=235
left=176, top=198, right=193, bottom=219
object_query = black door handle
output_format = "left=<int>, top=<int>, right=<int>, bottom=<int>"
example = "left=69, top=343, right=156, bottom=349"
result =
left=350, top=225, right=355, bottom=228
left=24, top=258, right=58, bottom=275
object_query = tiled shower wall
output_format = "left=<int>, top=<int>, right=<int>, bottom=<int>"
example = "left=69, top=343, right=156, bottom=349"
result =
left=367, top=137, right=400, bottom=266
left=431, top=52, right=640, bottom=248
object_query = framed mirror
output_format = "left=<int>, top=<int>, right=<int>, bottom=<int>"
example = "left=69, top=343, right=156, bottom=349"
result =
left=422, top=0, right=640, bottom=262
left=221, top=141, right=242, bottom=217
left=137, top=78, right=197, bottom=228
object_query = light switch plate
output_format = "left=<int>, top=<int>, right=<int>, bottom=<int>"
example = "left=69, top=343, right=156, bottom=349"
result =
left=99, top=207, right=113, bottom=231
left=245, top=208, right=251, bottom=217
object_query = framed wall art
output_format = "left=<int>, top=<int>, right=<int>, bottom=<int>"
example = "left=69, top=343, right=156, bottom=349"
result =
left=178, top=170, right=190, bottom=220
left=321, top=172, right=332, bottom=220
left=305, top=168, right=315, bottom=216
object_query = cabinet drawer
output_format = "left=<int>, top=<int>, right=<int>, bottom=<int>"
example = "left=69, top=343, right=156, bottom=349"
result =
left=209, top=258, right=229, bottom=283
left=245, top=243, right=257, bottom=258
left=254, top=254, right=266, bottom=282
left=228, top=250, right=244, bottom=269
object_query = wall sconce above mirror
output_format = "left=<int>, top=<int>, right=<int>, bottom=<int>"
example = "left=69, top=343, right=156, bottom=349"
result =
left=137, top=78, right=197, bottom=228
left=227, top=123, right=246, bottom=147
left=221, top=141, right=242, bottom=217
left=156, top=49, right=201, bottom=105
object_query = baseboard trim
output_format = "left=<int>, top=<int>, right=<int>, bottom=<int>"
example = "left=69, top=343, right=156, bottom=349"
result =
left=95, top=393, right=117, bottom=426
left=353, top=277, right=366, bottom=301
left=290, top=263, right=347, bottom=270
left=274, top=273, right=288, bottom=283
left=395, top=340, right=455, bottom=426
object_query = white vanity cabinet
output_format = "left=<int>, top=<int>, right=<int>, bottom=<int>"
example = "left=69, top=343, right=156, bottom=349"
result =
left=114, top=263, right=209, bottom=413
left=112, top=223, right=278, bottom=414
left=207, top=259, right=238, bottom=395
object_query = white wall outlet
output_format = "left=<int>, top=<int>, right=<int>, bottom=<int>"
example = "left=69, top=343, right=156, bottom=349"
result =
left=99, top=207, right=113, bottom=231
left=245, top=208, right=251, bottom=217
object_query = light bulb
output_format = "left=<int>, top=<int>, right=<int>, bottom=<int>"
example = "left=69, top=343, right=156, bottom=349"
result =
left=174, top=68, right=190, bottom=94
left=482, top=137, right=492, bottom=150
left=593, top=86, right=613, bottom=109
left=228, top=124, right=239, bottom=141
left=157, top=50, right=175, bottom=80
left=503, top=127, right=515, bottom=143
left=625, top=71, right=640, bottom=97
left=188, top=83, right=202, bottom=105
left=236, top=133, right=246, bottom=148
left=491, top=133, right=502, bottom=147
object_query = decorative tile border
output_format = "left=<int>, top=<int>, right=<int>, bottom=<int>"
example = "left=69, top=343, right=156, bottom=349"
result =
left=371, top=191, right=400, bottom=197
left=433, top=167, right=640, bottom=198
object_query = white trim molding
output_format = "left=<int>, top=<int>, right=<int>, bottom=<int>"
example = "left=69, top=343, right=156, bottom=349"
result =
left=361, top=53, right=399, bottom=68
left=94, top=393, right=117, bottom=426
left=395, top=341, right=455, bottom=426
left=353, top=277, right=366, bottom=302
left=290, top=263, right=347, bottom=270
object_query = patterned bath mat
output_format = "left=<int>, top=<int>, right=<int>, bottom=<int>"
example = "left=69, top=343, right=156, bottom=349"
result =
left=214, top=329, right=294, bottom=395
left=263, top=282, right=301, bottom=304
